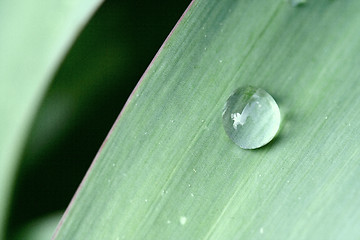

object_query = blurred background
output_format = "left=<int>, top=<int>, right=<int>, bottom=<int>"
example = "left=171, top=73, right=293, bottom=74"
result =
left=7, top=0, right=191, bottom=238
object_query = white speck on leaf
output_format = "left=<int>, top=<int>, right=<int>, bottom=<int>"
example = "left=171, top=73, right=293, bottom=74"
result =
left=180, top=216, right=187, bottom=225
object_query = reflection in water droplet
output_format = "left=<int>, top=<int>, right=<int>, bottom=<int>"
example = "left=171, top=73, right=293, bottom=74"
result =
left=222, top=86, right=280, bottom=149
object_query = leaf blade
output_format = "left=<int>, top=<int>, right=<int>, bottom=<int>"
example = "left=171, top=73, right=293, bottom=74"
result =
left=54, top=0, right=360, bottom=239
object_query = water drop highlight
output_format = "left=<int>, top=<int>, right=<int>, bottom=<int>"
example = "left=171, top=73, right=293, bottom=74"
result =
left=222, top=86, right=280, bottom=149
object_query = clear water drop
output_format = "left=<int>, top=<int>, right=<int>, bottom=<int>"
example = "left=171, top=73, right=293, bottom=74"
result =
left=222, top=86, right=280, bottom=149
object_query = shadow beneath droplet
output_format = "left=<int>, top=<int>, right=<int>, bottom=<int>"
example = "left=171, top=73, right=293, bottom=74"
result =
left=252, top=109, right=294, bottom=152
left=259, top=132, right=284, bottom=150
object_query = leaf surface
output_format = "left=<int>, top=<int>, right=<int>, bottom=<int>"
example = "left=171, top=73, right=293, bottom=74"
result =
left=54, top=0, right=360, bottom=239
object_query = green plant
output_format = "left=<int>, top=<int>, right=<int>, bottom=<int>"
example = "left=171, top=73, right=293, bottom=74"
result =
left=2, top=0, right=360, bottom=239
left=0, top=0, right=103, bottom=239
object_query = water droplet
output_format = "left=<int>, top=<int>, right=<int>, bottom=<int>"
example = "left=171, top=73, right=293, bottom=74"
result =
left=222, top=86, right=280, bottom=149
left=259, top=227, right=264, bottom=234
left=289, top=0, right=306, bottom=7
left=179, top=216, right=187, bottom=225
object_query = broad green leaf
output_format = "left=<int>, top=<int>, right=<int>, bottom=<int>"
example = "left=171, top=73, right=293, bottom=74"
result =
left=54, top=0, right=360, bottom=239
left=0, top=0, right=102, bottom=238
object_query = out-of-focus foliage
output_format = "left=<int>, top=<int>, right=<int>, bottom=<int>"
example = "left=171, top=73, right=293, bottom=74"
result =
left=3, top=0, right=189, bottom=239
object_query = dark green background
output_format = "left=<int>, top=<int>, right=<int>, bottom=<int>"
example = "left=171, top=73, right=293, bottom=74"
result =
left=7, top=0, right=190, bottom=237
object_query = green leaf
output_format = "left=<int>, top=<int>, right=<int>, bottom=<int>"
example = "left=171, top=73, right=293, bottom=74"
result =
left=0, top=0, right=103, bottom=238
left=54, top=0, right=360, bottom=239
